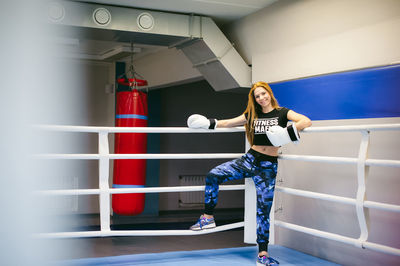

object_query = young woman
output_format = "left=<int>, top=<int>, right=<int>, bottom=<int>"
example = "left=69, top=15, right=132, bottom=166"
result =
left=186, top=81, right=312, bottom=266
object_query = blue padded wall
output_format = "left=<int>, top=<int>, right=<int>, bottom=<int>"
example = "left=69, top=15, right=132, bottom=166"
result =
left=270, top=64, right=400, bottom=120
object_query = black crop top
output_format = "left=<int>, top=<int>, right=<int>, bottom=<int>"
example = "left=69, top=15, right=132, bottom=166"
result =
left=245, top=107, right=290, bottom=146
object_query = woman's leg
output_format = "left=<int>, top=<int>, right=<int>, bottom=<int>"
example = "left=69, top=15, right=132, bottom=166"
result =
left=204, top=153, right=255, bottom=215
left=252, top=160, right=278, bottom=254
left=190, top=153, right=256, bottom=231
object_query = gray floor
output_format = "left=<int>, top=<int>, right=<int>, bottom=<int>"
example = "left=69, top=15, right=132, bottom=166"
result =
left=46, top=209, right=251, bottom=261
left=53, top=229, right=250, bottom=260
left=43, top=210, right=342, bottom=266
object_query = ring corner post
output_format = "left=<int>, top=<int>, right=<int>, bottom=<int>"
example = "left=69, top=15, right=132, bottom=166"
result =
left=244, top=136, right=257, bottom=244
left=244, top=178, right=257, bottom=244
left=99, top=131, right=111, bottom=233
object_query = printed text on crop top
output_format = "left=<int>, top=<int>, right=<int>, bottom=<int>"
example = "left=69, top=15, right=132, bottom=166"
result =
left=245, top=107, right=290, bottom=146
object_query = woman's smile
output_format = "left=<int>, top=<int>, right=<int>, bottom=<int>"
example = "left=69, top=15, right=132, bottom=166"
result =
left=254, top=87, right=271, bottom=109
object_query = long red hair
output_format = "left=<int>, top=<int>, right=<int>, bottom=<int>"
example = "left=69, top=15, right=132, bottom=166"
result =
left=243, top=81, right=280, bottom=146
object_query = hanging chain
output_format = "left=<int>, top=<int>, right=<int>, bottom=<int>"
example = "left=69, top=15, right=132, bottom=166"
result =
left=129, top=42, right=137, bottom=90
left=124, top=41, right=148, bottom=91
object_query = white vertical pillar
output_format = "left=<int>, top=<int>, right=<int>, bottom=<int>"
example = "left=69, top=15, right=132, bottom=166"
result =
left=244, top=137, right=257, bottom=244
left=269, top=150, right=281, bottom=245
left=355, top=130, right=370, bottom=247
left=270, top=196, right=275, bottom=245
left=98, top=131, right=111, bottom=234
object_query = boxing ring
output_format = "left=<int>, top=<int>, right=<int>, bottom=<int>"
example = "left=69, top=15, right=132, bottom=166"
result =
left=36, top=123, right=400, bottom=259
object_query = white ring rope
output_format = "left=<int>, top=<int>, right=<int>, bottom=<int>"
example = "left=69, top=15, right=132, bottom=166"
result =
left=36, top=153, right=244, bottom=160
left=36, top=125, right=245, bottom=133
left=35, top=222, right=245, bottom=239
left=36, top=123, right=400, bottom=133
left=37, top=184, right=246, bottom=196
left=35, top=123, right=400, bottom=257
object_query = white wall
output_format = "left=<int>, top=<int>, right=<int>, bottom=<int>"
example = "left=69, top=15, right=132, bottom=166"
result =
left=225, top=0, right=400, bottom=83
left=42, top=60, right=115, bottom=215
left=223, top=0, right=400, bottom=264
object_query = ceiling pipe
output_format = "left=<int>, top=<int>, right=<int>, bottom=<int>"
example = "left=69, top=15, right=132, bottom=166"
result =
left=47, top=1, right=251, bottom=91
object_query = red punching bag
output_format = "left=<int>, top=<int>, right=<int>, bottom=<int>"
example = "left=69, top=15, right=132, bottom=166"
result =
left=112, top=89, right=147, bottom=215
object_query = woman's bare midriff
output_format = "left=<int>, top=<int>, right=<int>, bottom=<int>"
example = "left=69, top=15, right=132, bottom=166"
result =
left=251, top=145, right=279, bottom=157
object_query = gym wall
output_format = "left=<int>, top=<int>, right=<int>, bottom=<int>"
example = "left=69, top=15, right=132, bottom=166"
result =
left=223, top=0, right=400, bottom=265
left=40, top=60, right=115, bottom=215
left=154, top=80, right=248, bottom=211
left=224, top=0, right=400, bottom=81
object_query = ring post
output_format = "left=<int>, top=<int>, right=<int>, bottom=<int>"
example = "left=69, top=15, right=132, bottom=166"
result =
left=244, top=137, right=257, bottom=244
left=355, top=130, right=370, bottom=248
left=99, top=131, right=111, bottom=234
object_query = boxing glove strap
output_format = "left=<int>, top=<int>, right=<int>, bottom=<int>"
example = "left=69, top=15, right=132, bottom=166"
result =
left=287, top=124, right=299, bottom=141
left=208, top=118, right=217, bottom=129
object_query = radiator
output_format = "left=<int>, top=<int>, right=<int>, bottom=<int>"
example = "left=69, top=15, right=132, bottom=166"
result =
left=179, top=175, right=205, bottom=207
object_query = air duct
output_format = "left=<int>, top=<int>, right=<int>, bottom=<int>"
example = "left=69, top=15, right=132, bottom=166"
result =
left=47, top=1, right=251, bottom=91
left=175, top=17, right=251, bottom=91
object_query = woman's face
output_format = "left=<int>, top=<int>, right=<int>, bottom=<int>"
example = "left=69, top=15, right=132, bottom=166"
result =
left=254, top=86, right=271, bottom=109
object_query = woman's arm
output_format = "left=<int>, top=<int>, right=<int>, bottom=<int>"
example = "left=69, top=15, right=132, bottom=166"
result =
left=216, top=114, right=247, bottom=128
left=287, top=110, right=312, bottom=131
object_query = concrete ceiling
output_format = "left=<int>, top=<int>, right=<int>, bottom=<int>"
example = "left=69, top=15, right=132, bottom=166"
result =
left=60, top=0, right=277, bottom=62
left=72, top=0, right=277, bottom=25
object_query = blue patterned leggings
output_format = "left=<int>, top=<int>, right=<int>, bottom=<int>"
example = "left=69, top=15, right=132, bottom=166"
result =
left=204, top=148, right=278, bottom=252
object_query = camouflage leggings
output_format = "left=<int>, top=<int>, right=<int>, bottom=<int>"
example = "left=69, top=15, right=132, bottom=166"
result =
left=204, top=148, right=278, bottom=252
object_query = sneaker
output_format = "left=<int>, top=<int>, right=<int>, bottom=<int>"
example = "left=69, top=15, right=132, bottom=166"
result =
left=256, top=255, right=279, bottom=266
left=189, top=215, right=216, bottom=231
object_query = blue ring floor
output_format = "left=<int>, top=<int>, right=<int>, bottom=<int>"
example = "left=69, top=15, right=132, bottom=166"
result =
left=56, top=245, right=340, bottom=266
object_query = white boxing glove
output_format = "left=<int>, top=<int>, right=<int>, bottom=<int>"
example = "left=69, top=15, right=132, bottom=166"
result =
left=265, top=124, right=300, bottom=147
left=187, top=114, right=217, bottom=129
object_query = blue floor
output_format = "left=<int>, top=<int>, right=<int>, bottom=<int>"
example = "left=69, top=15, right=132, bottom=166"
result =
left=57, top=245, right=340, bottom=266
